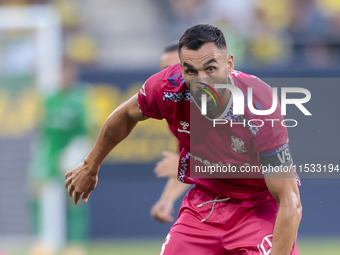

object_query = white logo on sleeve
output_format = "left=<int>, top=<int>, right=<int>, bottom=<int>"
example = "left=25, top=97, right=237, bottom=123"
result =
left=140, top=82, right=146, bottom=96
left=231, top=136, right=247, bottom=154
left=178, top=121, right=190, bottom=134
left=257, top=234, right=273, bottom=255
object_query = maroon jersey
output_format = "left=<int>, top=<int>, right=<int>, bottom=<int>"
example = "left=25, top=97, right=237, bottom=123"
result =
left=138, top=63, right=299, bottom=200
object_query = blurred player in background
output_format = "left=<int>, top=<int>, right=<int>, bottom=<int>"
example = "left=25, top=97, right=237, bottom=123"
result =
left=65, top=25, right=302, bottom=254
left=151, top=42, right=190, bottom=223
left=159, top=42, right=180, bottom=70
left=29, top=58, right=91, bottom=255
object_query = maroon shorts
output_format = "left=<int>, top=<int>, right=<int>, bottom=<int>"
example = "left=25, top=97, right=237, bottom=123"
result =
left=159, top=186, right=299, bottom=255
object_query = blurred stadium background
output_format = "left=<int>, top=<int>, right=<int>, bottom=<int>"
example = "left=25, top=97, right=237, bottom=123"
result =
left=0, top=0, right=339, bottom=254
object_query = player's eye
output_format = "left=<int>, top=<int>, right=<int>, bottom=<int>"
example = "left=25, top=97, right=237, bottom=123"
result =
left=206, top=67, right=216, bottom=73
left=186, top=69, right=197, bottom=76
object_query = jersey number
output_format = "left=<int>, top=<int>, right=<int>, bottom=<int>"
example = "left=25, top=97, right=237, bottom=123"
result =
left=159, top=234, right=171, bottom=255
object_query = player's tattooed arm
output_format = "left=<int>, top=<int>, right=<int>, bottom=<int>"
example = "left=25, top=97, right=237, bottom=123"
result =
left=264, top=166, right=302, bottom=255
left=65, top=93, right=147, bottom=205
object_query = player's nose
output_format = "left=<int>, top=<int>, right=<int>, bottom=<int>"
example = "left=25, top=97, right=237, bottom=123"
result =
left=197, top=71, right=208, bottom=80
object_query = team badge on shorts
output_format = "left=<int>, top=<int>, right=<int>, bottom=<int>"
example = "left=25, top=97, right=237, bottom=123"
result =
left=231, top=136, right=247, bottom=154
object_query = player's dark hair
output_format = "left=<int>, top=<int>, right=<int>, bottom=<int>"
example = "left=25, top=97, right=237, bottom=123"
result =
left=164, top=41, right=179, bottom=53
left=178, top=24, right=227, bottom=54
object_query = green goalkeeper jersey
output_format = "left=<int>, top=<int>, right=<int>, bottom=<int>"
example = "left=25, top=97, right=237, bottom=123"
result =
left=30, top=85, right=88, bottom=181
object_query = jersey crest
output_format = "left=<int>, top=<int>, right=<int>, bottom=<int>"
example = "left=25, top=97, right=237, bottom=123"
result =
left=231, top=136, right=247, bottom=154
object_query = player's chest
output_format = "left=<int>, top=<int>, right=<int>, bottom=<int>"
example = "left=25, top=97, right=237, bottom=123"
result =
left=169, top=101, right=256, bottom=159
left=190, top=115, right=255, bottom=161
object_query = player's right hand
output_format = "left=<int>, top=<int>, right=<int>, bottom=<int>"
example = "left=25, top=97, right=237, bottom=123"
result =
left=150, top=199, right=174, bottom=223
left=65, top=161, right=99, bottom=205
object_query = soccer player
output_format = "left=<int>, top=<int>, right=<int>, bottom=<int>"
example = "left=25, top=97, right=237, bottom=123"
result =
left=30, top=58, right=90, bottom=254
left=151, top=43, right=190, bottom=223
left=65, top=25, right=302, bottom=254
left=159, top=42, right=180, bottom=70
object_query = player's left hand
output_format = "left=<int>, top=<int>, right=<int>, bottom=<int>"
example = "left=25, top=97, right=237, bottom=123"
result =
left=150, top=199, right=174, bottom=223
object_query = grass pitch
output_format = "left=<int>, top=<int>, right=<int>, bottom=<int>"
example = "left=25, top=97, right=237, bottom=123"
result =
left=3, top=237, right=340, bottom=255
left=86, top=238, right=340, bottom=255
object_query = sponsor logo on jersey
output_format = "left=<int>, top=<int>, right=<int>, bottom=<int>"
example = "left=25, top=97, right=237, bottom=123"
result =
left=178, top=121, right=190, bottom=134
left=139, top=82, right=146, bottom=96
left=231, top=136, right=247, bottom=154
left=190, top=152, right=250, bottom=169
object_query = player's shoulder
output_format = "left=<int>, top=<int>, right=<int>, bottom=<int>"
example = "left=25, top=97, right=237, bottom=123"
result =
left=164, top=62, right=182, bottom=77
left=230, top=70, right=274, bottom=111
left=145, top=63, right=185, bottom=92
left=230, top=70, right=254, bottom=79
left=230, top=70, right=270, bottom=90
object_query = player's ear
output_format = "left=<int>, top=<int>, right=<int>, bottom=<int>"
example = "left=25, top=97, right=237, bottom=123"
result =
left=227, top=54, right=234, bottom=74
